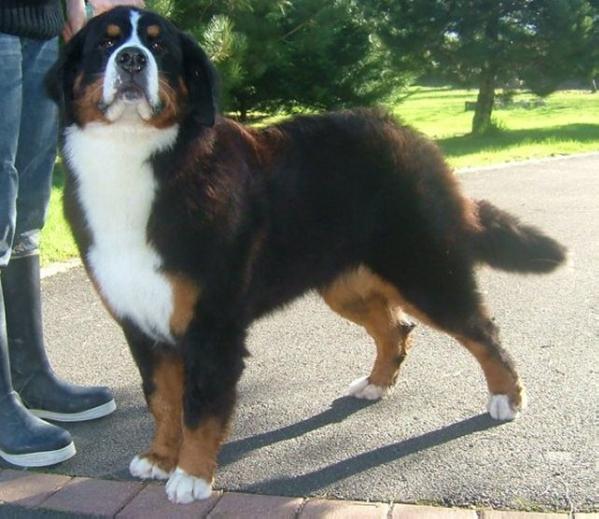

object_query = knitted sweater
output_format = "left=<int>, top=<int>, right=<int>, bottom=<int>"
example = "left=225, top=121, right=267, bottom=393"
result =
left=0, top=0, right=64, bottom=40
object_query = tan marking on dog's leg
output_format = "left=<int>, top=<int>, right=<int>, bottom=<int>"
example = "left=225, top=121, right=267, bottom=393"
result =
left=360, top=268, right=524, bottom=417
left=368, top=312, right=415, bottom=388
left=145, top=357, right=184, bottom=473
left=321, top=268, right=415, bottom=395
left=360, top=267, right=524, bottom=417
left=459, top=336, right=526, bottom=416
left=177, top=417, right=228, bottom=484
left=326, top=266, right=524, bottom=418
left=167, top=274, right=201, bottom=337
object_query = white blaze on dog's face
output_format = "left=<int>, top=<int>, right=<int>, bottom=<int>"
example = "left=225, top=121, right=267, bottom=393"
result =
left=100, top=10, right=161, bottom=121
left=47, top=6, right=216, bottom=129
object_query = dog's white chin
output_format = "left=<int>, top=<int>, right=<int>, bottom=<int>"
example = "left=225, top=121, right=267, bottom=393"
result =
left=102, top=96, right=156, bottom=123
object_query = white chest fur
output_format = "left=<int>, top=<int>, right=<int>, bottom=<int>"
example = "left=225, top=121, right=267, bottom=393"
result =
left=64, top=122, right=179, bottom=343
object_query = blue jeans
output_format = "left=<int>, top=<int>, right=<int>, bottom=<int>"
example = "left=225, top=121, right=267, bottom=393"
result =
left=0, top=34, right=58, bottom=268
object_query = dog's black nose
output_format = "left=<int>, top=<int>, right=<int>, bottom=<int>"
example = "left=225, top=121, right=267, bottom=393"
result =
left=116, top=46, right=147, bottom=74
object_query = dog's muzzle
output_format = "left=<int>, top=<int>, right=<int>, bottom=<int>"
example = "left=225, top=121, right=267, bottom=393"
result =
left=101, top=42, right=161, bottom=120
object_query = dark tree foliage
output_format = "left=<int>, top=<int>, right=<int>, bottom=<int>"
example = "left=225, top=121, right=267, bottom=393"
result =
left=368, top=0, right=598, bottom=134
left=155, top=0, right=403, bottom=118
left=148, top=0, right=596, bottom=127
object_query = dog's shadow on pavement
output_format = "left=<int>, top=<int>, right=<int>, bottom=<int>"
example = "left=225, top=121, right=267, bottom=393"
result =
left=219, top=396, right=375, bottom=467
left=220, top=398, right=502, bottom=495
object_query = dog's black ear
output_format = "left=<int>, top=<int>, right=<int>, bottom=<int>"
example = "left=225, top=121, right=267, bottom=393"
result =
left=179, top=31, right=218, bottom=127
left=45, top=28, right=86, bottom=108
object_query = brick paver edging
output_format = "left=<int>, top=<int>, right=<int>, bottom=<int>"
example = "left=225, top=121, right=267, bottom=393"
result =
left=1, top=469, right=596, bottom=519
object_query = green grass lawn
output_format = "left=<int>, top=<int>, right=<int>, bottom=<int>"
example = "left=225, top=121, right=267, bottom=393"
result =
left=393, top=87, right=599, bottom=168
left=41, top=162, right=77, bottom=266
left=41, top=88, right=599, bottom=265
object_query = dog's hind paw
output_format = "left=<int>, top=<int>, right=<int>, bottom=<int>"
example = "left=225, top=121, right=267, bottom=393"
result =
left=129, top=455, right=171, bottom=480
left=347, top=376, right=388, bottom=400
left=487, top=394, right=521, bottom=420
left=166, top=467, right=212, bottom=504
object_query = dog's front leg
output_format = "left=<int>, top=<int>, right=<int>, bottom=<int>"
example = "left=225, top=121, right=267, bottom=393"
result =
left=123, top=325, right=183, bottom=481
left=165, top=317, right=247, bottom=504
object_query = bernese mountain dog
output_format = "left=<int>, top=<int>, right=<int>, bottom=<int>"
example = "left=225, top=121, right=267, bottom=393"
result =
left=46, top=7, right=566, bottom=504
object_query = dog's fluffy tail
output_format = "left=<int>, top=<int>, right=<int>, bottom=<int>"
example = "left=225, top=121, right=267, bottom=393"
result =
left=471, top=200, right=567, bottom=273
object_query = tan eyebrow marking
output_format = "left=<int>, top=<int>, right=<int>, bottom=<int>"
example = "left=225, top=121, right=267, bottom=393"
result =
left=147, top=24, right=161, bottom=38
left=106, top=24, right=121, bottom=37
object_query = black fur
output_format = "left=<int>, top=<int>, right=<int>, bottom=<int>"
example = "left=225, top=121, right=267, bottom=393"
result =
left=472, top=200, right=567, bottom=273
left=178, top=31, right=218, bottom=127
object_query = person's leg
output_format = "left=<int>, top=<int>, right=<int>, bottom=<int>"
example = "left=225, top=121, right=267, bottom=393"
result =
left=12, top=36, right=58, bottom=259
left=0, top=33, right=21, bottom=268
left=0, top=34, right=75, bottom=467
left=2, top=36, right=116, bottom=422
left=0, top=281, right=75, bottom=467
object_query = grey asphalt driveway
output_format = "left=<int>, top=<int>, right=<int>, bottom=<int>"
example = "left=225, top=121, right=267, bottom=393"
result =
left=4, top=154, right=598, bottom=512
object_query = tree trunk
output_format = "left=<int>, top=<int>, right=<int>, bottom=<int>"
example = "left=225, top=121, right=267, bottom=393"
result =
left=472, top=5, right=499, bottom=136
left=236, top=97, right=248, bottom=122
left=240, top=105, right=248, bottom=122
left=472, top=68, right=496, bottom=135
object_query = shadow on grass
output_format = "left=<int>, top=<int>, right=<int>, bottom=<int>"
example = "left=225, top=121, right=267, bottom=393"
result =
left=438, top=123, right=599, bottom=159
left=405, top=89, right=476, bottom=102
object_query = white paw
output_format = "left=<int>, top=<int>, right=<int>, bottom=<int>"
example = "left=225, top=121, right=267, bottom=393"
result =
left=129, top=455, right=171, bottom=480
left=166, top=467, right=212, bottom=504
left=347, top=376, right=388, bottom=400
left=487, top=394, right=519, bottom=420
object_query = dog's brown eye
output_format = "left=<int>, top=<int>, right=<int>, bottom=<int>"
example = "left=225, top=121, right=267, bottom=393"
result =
left=149, top=40, right=163, bottom=52
left=99, top=38, right=117, bottom=49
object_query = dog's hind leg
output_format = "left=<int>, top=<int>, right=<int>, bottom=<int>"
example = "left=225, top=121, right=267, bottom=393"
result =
left=367, top=253, right=526, bottom=420
left=320, top=268, right=416, bottom=400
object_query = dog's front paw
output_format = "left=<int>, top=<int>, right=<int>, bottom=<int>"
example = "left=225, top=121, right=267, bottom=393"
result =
left=166, top=467, right=212, bottom=504
left=129, top=455, right=172, bottom=480
left=487, top=393, right=526, bottom=420
left=347, top=376, right=389, bottom=400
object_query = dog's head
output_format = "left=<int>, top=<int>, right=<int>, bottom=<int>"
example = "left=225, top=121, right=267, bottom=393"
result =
left=47, top=7, right=216, bottom=128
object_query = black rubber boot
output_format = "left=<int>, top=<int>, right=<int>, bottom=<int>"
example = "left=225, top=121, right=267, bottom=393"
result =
left=1, top=255, right=116, bottom=422
left=0, top=272, right=75, bottom=467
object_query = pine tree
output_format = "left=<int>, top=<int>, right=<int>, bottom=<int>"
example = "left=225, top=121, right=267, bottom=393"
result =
left=369, top=0, right=598, bottom=134
left=151, top=0, right=404, bottom=118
